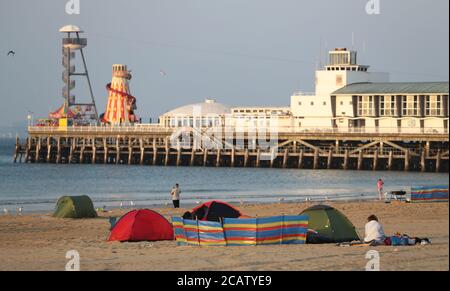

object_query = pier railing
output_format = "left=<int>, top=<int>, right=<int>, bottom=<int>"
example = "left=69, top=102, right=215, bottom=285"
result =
left=28, top=125, right=449, bottom=136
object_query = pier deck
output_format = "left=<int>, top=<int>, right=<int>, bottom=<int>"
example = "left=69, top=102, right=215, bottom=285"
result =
left=13, top=126, right=449, bottom=172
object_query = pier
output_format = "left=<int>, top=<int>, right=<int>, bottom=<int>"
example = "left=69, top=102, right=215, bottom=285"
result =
left=13, top=125, right=449, bottom=172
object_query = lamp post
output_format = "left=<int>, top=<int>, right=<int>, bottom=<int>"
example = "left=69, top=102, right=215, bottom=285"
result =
left=27, top=111, right=34, bottom=127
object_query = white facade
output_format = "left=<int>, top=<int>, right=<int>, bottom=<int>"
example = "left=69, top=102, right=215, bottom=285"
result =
left=291, top=48, right=389, bottom=129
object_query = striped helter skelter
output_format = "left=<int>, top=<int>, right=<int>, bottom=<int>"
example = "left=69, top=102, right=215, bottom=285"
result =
left=102, top=64, right=137, bottom=124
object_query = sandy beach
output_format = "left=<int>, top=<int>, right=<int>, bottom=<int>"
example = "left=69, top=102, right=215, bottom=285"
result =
left=0, top=201, right=448, bottom=271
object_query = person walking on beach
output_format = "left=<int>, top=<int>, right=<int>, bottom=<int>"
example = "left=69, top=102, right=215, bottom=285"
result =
left=377, top=179, right=385, bottom=201
left=171, top=184, right=181, bottom=208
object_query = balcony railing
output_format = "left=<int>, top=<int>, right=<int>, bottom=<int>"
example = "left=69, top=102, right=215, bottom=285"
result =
left=27, top=125, right=449, bottom=136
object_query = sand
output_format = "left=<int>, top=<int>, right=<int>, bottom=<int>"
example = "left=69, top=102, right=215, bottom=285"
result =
left=0, top=201, right=448, bottom=271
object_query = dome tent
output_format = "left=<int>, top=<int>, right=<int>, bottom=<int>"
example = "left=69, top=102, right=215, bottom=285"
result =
left=53, top=195, right=97, bottom=218
left=300, top=205, right=360, bottom=244
left=183, top=200, right=243, bottom=222
left=108, top=209, right=174, bottom=242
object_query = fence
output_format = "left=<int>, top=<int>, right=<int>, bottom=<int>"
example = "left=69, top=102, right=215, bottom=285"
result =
left=172, top=215, right=309, bottom=246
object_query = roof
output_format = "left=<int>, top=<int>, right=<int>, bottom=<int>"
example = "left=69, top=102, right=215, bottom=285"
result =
left=332, top=82, right=449, bottom=95
left=59, top=25, right=83, bottom=33
left=162, top=99, right=231, bottom=117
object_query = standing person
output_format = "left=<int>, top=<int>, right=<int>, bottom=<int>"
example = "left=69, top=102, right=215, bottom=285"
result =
left=171, top=184, right=181, bottom=208
left=364, top=215, right=386, bottom=246
left=377, top=179, right=385, bottom=201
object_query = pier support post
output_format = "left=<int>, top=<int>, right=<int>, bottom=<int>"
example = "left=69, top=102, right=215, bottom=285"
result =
left=139, top=139, right=145, bottom=165
left=203, top=149, right=208, bottom=166
left=116, top=138, right=120, bottom=165
left=25, top=138, right=31, bottom=163
left=80, top=139, right=86, bottom=164
left=270, top=149, right=275, bottom=168
left=436, top=149, right=441, bottom=173
left=283, top=149, right=289, bottom=168
left=244, top=149, right=249, bottom=168
left=298, top=150, right=304, bottom=169
left=152, top=139, right=157, bottom=165
left=216, top=149, right=221, bottom=167
left=231, top=148, right=235, bottom=167
left=313, top=149, right=319, bottom=170
left=92, top=139, right=97, bottom=164
left=176, top=147, right=182, bottom=166
left=190, top=148, right=196, bottom=166
left=68, top=139, right=74, bottom=164
left=56, top=137, right=61, bottom=164
left=164, top=138, right=170, bottom=166
left=388, top=151, right=394, bottom=171
left=103, top=138, right=108, bottom=164
left=343, top=149, right=349, bottom=170
left=36, top=138, right=42, bottom=163
left=327, top=150, right=333, bottom=170
left=256, top=149, right=261, bottom=168
left=373, top=150, right=378, bottom=171
left=404, top=150, right=410, bottom=172
left=46, top=137, right=52, bottom=163
left=335, top=140, right=339, bottom=154
left=421, top=150, right=426, bottom=172
left=357, top=151, right=363, bottom=171
left=128, top=142, right=133, bottom=165
left=13, top=137, right=20, bottom=163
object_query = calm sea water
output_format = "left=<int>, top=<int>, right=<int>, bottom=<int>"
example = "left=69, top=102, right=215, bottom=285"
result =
left=0, top=138, right=448, bottom=212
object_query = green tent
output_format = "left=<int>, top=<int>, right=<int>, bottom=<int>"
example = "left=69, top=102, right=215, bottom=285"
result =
left=301, top=205, right=360, bottom=244
left=53, top=196, right=98, bottom=218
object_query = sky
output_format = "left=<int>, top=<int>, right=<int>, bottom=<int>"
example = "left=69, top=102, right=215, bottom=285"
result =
left=0, top=0, right=449, bottom=127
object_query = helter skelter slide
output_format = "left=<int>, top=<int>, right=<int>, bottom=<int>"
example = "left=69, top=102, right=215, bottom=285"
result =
left=101, top=64, right=138, bottom=124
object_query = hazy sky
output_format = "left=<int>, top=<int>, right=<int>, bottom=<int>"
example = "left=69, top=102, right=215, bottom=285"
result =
left=0, top=0, right=448, bottom=127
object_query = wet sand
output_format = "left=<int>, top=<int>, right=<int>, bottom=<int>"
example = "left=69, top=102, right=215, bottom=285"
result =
left=0, top=201, right=448, bottom=271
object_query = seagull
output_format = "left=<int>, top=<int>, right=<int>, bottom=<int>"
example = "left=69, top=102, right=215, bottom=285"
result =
left=195, top=201, right=201, bottom=205
left=130, top=201, right=135, bottom=207
left=3, top=208, right=9, bottom=215
left=7, top=51, right=15, bottom=57
left=119, top=202, right=123, bottom=209
left=159, top=69, right=167, bottom=77
left=239, top=199, right=244, bottom=206
left=17, top=207, right=23, bottom=215
left=278, top=197, right=285, bottom=202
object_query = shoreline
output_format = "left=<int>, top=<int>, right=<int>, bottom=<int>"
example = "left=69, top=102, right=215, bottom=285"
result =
left=5, top=197, right=385, bottom=216
left=0, top=200, right=448, bottom=271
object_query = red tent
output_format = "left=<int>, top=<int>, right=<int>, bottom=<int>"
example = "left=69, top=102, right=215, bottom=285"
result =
left=183, top=200, right=244, bottom=222
left=108, top=209, right=174, bottom=242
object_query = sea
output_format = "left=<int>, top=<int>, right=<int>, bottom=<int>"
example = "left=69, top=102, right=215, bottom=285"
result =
left=0, top=138, right=448, bottom=213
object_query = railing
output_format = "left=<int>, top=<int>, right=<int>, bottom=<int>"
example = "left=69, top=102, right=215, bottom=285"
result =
left=27, top=125, right=449, bottom=136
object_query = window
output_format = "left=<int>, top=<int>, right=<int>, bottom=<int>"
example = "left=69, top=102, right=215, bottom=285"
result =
left=323, top=101, right=327, bottom=106
left=340, top=101, right=344, bottom=106
left=358, top=96, right=375, bottom=116
left=425, top=95, right=443, bottom=116
left=298, top=102, right=302, bottom=106
left=402, top=95, right=419, bottom=116
left=310, top=102, right=314, bottom=106
left=380, top=95, right=396, bottom=116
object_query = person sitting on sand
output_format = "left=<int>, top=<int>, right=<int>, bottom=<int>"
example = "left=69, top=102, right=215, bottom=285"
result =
left=364, top=215, right=386, bottom=245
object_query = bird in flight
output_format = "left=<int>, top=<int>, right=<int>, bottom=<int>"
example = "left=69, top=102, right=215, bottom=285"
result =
left=160, top=69, right=167, bottom=77
left=7, top=51, right=15, bottom=56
